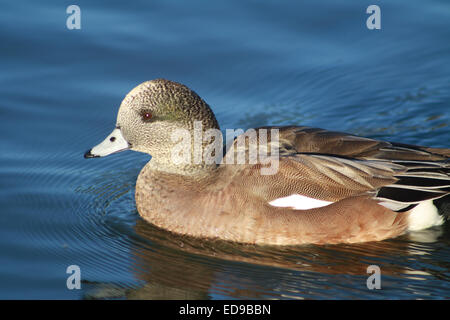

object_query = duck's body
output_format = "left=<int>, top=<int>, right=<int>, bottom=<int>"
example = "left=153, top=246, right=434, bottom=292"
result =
left=85, top=79, right=450, bottom=245
left=136, top=163, right=412, bottom=245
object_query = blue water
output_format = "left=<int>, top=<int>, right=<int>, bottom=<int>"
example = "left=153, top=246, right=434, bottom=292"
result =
left=1, top=0, right=449, bottom=299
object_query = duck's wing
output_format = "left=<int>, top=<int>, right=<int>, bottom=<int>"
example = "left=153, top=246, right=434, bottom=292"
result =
left=256, top=126, right=450, bottom=161
left=223, top=152, right=450, bottom=212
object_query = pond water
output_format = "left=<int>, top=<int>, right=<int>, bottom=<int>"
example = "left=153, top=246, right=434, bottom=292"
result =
left=1, top=0, right=449, bottom=299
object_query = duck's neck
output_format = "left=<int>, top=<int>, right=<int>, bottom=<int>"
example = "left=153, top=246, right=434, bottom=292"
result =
left=146, top=122, right=223, bottom=176
left=146, top=158, right=219, bottom=177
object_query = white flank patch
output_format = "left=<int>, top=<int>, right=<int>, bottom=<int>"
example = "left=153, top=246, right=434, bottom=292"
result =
left=268, top=194, right=333, bottom=210
left=408, top=200, right=444, bottom=231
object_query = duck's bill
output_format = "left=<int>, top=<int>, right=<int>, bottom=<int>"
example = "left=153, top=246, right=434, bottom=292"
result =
left=84, top=127, right=130, bottom=158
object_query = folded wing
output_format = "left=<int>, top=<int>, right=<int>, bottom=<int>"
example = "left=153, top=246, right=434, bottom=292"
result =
left=224, top=126, right=450, bottom=212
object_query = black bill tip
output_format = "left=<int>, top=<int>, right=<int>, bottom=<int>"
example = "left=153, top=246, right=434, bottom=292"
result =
left=84, top=149, right=98, bottom=159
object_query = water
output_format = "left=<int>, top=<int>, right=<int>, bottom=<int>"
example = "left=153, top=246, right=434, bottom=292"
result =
left=1, top=0, right=449, bottom=299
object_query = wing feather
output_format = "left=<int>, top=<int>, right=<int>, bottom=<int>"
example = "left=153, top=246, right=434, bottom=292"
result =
left=223, top=126, right=450, bottom=211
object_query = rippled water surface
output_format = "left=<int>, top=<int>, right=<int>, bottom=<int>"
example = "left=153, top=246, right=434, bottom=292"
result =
left=1, top=0, right=449, bottom=299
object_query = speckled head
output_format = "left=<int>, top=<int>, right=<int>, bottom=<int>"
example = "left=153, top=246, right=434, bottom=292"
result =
left=84, top=79, right=220, bottom=171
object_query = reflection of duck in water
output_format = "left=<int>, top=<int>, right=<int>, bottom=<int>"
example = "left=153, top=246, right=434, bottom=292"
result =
left=98, top=220, right=443, bottom=300
left=84, top=79, right=450, bottom=245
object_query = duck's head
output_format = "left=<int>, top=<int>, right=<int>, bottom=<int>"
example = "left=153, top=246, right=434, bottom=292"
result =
left=84, top=79, right=220, bottom=170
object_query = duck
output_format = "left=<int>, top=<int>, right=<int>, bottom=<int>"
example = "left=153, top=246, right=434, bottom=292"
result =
left=84, top=79, right=450, bottom=245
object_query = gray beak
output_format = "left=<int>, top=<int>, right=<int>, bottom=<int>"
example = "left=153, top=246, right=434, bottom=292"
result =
left=84, top=127, right=130, bottom=158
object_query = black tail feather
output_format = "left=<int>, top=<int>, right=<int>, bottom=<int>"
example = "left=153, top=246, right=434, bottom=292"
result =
left=375, top=160, right=450, bottom=212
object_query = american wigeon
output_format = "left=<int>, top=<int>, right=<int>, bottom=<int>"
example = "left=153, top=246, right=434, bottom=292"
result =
left=84, top=79, right=450, bottom=245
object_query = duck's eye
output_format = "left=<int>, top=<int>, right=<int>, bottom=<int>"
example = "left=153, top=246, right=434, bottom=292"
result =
left=142, top=112, right=152, bottom=121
